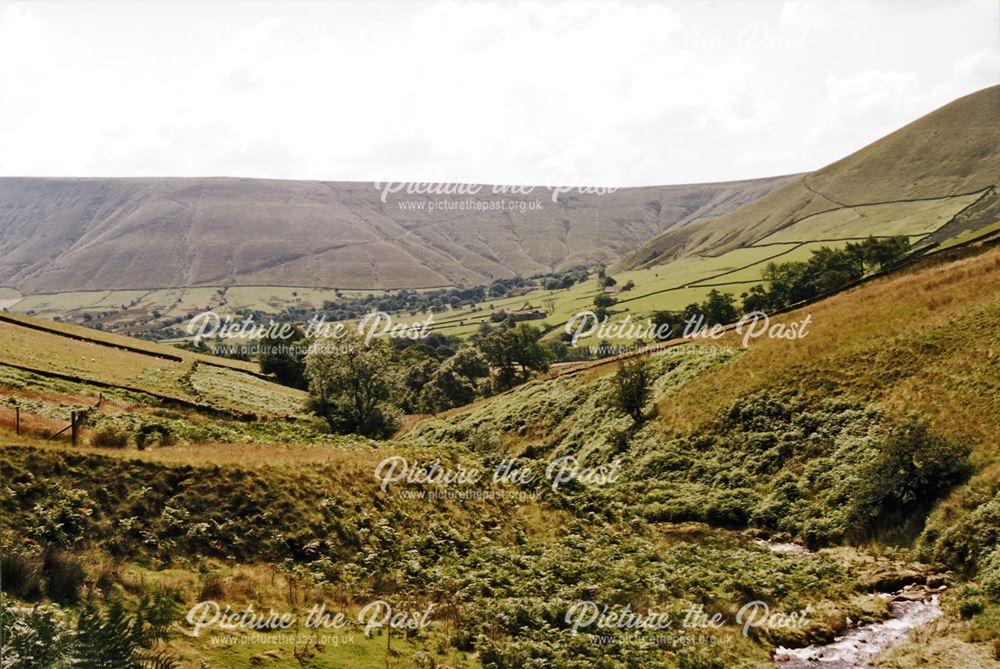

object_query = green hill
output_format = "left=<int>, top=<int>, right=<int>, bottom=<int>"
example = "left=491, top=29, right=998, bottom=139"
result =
left=614, top=85, right=1000, bottom=272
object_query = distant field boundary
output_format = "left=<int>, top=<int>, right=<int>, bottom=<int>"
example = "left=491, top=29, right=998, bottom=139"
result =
left=691, top=185, right=995, bottom=260
left=0, top=360, right=260, bottom=421
left=518, top=227, right=1000, bottom=382
left=0, top=312, right=184, bottom=362
left=0, top=312, right=273, bottom=380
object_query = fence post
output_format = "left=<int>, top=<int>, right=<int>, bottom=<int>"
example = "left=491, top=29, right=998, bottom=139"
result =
left=71, top=411, right=78, bottom=446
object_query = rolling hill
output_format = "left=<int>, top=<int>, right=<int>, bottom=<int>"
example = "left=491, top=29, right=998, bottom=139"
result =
left=613, top=85, right=1000, bottom=272
left=0, top=174, right=792, bottom=293
left=2, top=233, right=998, bottom=668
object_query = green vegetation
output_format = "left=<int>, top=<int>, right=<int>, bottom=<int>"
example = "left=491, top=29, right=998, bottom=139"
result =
left=305, top=332, right=402, bottom=438
left=1, top=88, right=999, bottom=669
left=2, top=228, right=999, bottom=669
left=741, top=236, right=911, bottom=313
left=613, top=358, right=652, bottom=422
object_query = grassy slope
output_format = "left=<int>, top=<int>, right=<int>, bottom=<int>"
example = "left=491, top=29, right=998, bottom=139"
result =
left=10, top=187, right=986, bottom=344
left=0, top=311, right=305, bottom=418
left=383, top=191, right=979, bottom=345
left=2, top=245, right=998, bottom=667
left=615, top=85, right=1000, bottom=271
left=401, top=242, right=1000, bottom=665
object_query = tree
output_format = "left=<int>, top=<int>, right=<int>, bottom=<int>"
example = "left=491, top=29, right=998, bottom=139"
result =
left=701, top=289, right=738, bottom=325
left=420, top=347, right=490, bottom=411
left=477, top=324, right=550, bottom=390
left=593, top=293, right=615, bottom=320
left=613, top=358, right=651, bottom=422
left=848, top=235, right=912, bottom=271
left=305, top=331, right=402, bottom=438
left=650, top=311, right=682, bottom=341
left=805, top=246, right=863, bottom=294
left=740, top=284, right=773, bottom=314
left=398, top=350, right=438, bottom=413
left=848, top=418, right=971, bottom=539
left=259, top=327, right=307, bottom=389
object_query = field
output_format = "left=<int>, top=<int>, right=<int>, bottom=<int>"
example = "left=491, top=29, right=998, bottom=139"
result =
left=0, top=312, right=305, bottom=419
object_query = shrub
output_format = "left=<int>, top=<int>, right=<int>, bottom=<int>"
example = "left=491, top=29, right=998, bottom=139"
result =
left=848, top=418, right=971, bottom=539
left=0, top=596, right=71, bottom=669
left=613, top=358, right=651, bottom=422
left=92, top=427, right=129, bottom=449
left=957, top=587, right=985, bottom=619
left=0, top=549, right=43, bottom=601
left=978, top=547, right=1000, bottom=599
left=198, top=573, right=226, bottom=601
left=27, top=486, right=95, bottom=548
left=42, top=551, right=85, bottom=605
left=74, top=594, right=178, bottom=669
left=1, top=593, right=177, bottom=669
left=135, top=424, right=173, bottom=450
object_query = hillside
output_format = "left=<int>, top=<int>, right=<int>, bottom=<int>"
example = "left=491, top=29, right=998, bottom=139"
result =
left=2, top=243, right=999, bottom=668
left=0, top=311, right=306, bottom=420
left=0, top=174, right=791, bottom=293
left=614, top=85, right=1000, bottom=272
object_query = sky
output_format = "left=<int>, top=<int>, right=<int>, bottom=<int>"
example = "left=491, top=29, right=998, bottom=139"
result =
left=0, top=0, right=997, bottom=186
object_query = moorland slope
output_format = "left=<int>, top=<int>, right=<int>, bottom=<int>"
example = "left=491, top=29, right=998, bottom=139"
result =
left=615, top=85, right=1000, bottom=271
left=0, top=174, right=791, bottom=292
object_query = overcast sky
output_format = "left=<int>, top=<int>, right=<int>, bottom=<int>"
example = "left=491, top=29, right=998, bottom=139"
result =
left=0, top=1, right=997, bottom=186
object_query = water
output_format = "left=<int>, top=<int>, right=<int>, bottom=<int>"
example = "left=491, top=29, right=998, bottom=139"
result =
left=773, top=593, right=942, bottom=668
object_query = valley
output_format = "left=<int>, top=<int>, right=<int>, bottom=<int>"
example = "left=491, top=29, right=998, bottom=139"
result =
left=1, top=86, right=998, bottom=669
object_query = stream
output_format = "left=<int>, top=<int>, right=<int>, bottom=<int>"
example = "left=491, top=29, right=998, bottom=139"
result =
left=773, top=589, right=943, bottom=668
left=755, top=540, right=945, bottom=668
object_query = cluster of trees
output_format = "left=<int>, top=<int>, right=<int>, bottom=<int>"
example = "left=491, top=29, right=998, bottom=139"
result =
left=648, top=289, right=740, bottom=341
left=742, top=236, right=911, bottom=313
left=277, top=323, right=551, bottom=438
left=640, top=236, right=913, bottom=340
left=263, top=267, right=590, bottom=325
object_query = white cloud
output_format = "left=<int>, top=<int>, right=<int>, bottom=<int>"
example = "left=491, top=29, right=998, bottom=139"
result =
left=0, top=0, right=996, bottom=185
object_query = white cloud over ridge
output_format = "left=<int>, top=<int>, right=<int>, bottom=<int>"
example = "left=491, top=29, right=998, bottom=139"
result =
left=0, top=0, right=996, bottom=186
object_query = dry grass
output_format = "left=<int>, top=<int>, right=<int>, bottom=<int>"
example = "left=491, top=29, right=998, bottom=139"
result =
left=655, top=245, right=1000, bottom=457
left=0, top=430, right=379, bottom=468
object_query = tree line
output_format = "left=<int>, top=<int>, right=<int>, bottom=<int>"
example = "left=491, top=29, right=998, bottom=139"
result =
left=646, top=236, right=913, bottom=339
left=262, top=322, right=552, bottom=438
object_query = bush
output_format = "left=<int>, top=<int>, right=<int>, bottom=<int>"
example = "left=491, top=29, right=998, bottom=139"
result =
left=27, top=486, right=95, bottom=548
left=42, top=551, right=85, bottom=606
left=0, top=597, right=71, bottom=669
left=613, top=358, right=651, bottom=422
left=957, top=587, right=985, bottom=618
left=978, top=547, right=1000, bottom=599
left=848, top=418, right=971, bottom=539
left=92, top=427, right=129, bottom=449
left=135, top=424, right=173, bottom=450
left=0, top=549, right=43, bottom=601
